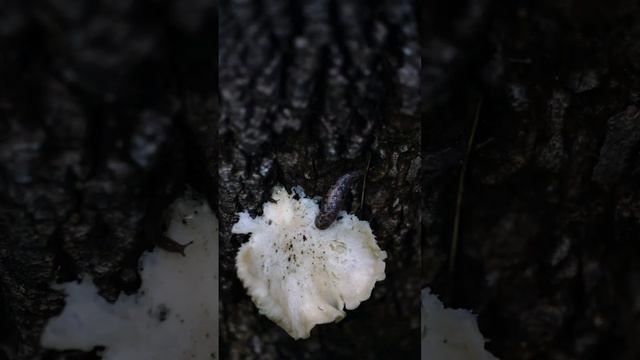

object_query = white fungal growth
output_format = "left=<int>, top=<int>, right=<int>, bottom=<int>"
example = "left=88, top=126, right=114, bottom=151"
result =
left=40, top=195, right=218, bottom=360
left=232, top=186, right=386, bottom=339
left=422, top=288, right=498, bottom=360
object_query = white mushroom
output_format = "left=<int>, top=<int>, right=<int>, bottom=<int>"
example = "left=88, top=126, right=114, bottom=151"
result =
left=41, top=195, right=218, bottom=360
left=233, top=186, right=386, bottom=339
left=422, top=288, right=498, bottom=360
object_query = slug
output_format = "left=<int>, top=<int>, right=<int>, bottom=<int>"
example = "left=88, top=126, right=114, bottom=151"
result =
left=157, top=206, right=198, bottom=256
left=315, top=170, right=363, bottom=230
left=157, top=236, right=193, bottom=256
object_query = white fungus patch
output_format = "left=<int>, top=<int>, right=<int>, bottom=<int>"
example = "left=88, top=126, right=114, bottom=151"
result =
left=232, top=186, right=386, bottom=339
left=422, top=288, right=498, bottom=360
left=41, top=195, right=218, bottom=360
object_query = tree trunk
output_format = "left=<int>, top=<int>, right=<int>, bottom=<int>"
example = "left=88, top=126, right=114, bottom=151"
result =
left=219, top=0, right=421, bottom=358
left=423, top=1, right=640, bottom=359
left=3, top=0, right=639, bottom=359
left=0, top=1, right=217, bottom=359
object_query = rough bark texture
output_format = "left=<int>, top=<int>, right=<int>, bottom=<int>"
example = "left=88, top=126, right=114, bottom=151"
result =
left=424, top=1, right=640, bottom=359
left=0, top=1, right=217, bottom=359
left=4, top=0, right=639, bottom=359
left=219, top=0, right=421, bottom=358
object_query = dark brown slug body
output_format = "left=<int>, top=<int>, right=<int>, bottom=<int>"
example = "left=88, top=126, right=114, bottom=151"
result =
left=315, top=170, right=363, bottom=230
left=157, top=235, right=193, bottom=256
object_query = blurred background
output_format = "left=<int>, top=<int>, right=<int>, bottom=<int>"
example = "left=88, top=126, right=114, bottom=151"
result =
left=423, top=0, right=640, bottom=359
left=0, top=1, right=216, bottom=359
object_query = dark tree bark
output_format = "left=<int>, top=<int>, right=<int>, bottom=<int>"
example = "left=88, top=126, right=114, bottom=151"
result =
left=0, top=1, right=217, bottom=359
left=6, top=0, right=638, bottom=359
left=0, top=0, right=421, bottom=359
left=219, top=0, right=421, bottom=358
left=423, top=1, right=640, bottom=359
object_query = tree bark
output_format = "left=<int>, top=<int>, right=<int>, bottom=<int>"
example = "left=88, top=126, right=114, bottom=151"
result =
left=4, top=0, right=638, bottom=359
left=423, top=1, right=640, bottom=359
left=0, top=1, right=217, bottom=359
left=219, top=0, right=421, bottom=359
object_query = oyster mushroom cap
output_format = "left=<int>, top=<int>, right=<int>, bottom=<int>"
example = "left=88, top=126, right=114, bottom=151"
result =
left=233, top=186, right=387, bottom=339
left=40, top=195, right=219, bottom=359
left=421, top=288, right=498, bottom=360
